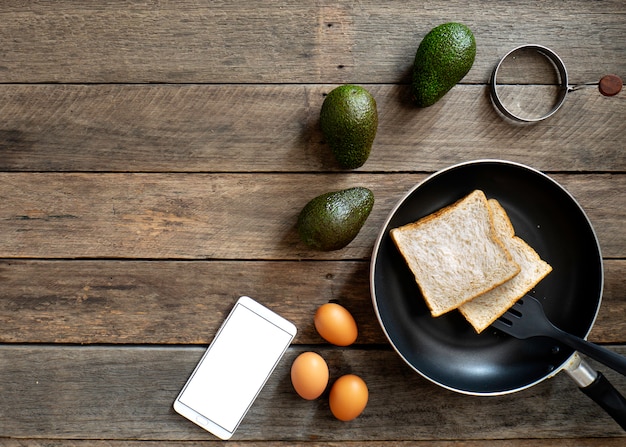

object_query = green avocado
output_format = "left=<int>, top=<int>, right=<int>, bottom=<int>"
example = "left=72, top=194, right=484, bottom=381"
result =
left=320, top=85, right=378, bottom=169
left=297, top=187, right=374, bottom=251
left=411, top=22, right=476, bottom=107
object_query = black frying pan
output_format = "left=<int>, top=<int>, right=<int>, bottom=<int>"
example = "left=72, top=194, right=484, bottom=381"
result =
left=370, top=160, right=625, bottom=426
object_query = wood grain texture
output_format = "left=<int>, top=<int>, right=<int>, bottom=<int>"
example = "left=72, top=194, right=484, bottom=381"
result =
left=0, top=259, right=624, bottom=345
left=1, top=0, right=624, bottom=444
left=0, top=260, right=378, bottom=345
left=0, top=173, right=624, bottom=259
left=0, top=85, right=623, bottom=172
left=4, top=442, right=626, bottom=447
left=1, top=346, right=625, bottom=441
left=0, top=1, right=623, bottom=84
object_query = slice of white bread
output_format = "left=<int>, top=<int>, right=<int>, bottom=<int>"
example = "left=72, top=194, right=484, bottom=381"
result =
left=390, top=190, right=521, bottom=317
left=458, top=199, right=553, bottom=333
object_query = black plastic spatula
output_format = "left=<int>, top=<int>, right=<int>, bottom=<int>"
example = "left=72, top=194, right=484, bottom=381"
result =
left=492, top=295, right=626, bottom=376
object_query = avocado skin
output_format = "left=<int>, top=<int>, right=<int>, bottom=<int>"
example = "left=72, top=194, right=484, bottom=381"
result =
left=297, top=187, right=374, bottom=251
left=411, top=22, right=476, bottom=107
left=320, top=85, right=378, bottom=169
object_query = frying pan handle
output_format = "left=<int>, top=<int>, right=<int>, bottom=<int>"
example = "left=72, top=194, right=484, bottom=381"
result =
left=580, top=372, right=626, bottom=431
left=565, top=354, right=626, bottom=431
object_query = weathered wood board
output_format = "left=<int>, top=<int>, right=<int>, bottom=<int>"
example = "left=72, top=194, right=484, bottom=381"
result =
left=0, top=85, right=623, bottom=172
left=0, top=260, right=624, bottom=345
left=0, top=1, right=623, bottom=84
left=1, top=346, right=625, bottom=441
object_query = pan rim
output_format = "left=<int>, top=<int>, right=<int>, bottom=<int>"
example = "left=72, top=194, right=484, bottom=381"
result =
left=370, top=158, right=604, bottom=395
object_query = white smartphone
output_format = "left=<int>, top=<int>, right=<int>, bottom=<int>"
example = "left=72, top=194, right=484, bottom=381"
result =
left=173, top=296, right=297, bottom=440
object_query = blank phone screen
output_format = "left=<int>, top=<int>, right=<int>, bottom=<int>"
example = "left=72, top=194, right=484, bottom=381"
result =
left=177, top=301, right=293, bottom=432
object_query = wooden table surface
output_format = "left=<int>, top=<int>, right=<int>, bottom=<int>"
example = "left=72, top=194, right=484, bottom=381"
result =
left=1, top=1, right=625, bottom=445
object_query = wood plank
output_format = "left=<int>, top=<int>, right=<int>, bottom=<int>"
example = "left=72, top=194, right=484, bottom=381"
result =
left=3, top=441, right=626, bottom=447
left=0, top=173, right=624, bottom=259
left=595, top=260, right=626, bottom=343
left=1, top=346, right=625, bottom=441
left=0, top=85, right=623, bottom=172
left=1, top=260, right=624, bottom=345
left=0, top=1, right=623, bottom=83
left=0, top=260, right=379, bottom=345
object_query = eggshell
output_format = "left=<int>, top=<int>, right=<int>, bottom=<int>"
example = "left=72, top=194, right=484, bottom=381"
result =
left=329, top=374, right=369, bottom=421
left=314, top=303, right=358, bottom=346
left=290, top=352, right=329, bottom=400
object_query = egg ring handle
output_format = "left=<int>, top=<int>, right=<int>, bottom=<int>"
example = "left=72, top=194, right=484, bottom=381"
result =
left=490, top=44, right=570, bottom=123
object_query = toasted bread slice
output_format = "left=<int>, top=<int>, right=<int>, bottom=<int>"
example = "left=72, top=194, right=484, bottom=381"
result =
left=458, top=199, right=553, bottom=333
left=390, top=190, right=520, bottom=317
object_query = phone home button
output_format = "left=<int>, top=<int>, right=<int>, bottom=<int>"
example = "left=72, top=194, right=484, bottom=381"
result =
left=195, top=415, right=209, bottom=426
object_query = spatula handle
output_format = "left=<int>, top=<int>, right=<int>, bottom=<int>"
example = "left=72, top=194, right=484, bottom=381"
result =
left=554, top=327, right=626, bottom=376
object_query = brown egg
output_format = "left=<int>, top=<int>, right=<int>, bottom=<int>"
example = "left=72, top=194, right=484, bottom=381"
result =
left=314, top=303, right=358, bottom=346
left=290, top=351, right=329, bottom=400
left=329, top=374, right=369, bottom=421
